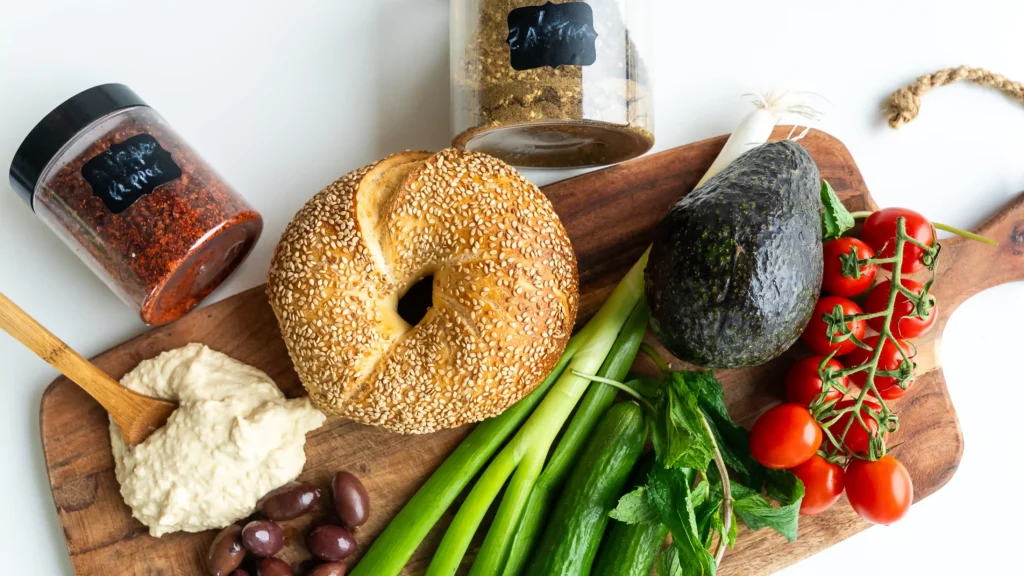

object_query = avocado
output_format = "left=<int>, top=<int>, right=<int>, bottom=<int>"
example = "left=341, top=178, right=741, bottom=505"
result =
left=645, top=140, right=823, bottom=368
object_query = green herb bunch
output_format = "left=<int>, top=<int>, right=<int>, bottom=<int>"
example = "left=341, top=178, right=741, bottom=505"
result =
left=577, top=346, right=804, bottom=576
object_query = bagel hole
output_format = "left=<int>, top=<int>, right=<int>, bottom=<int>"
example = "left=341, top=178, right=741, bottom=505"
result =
left=398, top=275, right=434, bottom=325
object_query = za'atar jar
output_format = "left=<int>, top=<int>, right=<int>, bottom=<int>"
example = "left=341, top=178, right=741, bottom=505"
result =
left=9, top=84, right=263, bottom=325
left=451, top=0, right=654, bottom=168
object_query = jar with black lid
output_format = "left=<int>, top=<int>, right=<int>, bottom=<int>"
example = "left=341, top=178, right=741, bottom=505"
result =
left=451, top=0, right=654, bottom=168
left=9, top=84, right=263, bottom=325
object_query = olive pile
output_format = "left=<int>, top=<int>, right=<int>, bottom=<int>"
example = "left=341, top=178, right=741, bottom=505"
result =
left=207, top=471, right=369, bottom=576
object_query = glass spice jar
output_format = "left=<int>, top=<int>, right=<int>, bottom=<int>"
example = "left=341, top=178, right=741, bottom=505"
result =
left=451, top=0, right=654, bottom=168
left=9, top=84, right=263, bottom=325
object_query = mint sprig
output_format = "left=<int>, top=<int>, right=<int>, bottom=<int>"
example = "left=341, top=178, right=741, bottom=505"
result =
left=599, top=364, right=804, bottom=575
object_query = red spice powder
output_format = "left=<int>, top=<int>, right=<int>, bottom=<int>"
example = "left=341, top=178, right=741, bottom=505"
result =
left=33, top=105, right=262, bottom=325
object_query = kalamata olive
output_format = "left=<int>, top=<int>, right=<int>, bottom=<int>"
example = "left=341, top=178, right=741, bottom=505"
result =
left=308, top=563, right=347, bottom=576
left=256, top=557, right=293, bottom=576
left=228, top=571, right=250, bottom=576
left=241, top=520, right=285, bottom=557
left=331, top=472, right=369, bottom=528
left=306, top=524, right=357, bottom=562
left=257, top=481, right=322, bottom=521
left=207, top=524, right=246, bottom=576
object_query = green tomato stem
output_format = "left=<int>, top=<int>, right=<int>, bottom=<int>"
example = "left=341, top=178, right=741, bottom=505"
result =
left=904, top=236, right=936, bottom=252
left=848, top=310, right=890, bottom=322
left=933, top=221, right=998, bottom=246
left=864, top=257, right=899, bottom=265
left=833, top=364, right=870, bottom=378
left=896, top=283, right=920, bottom=301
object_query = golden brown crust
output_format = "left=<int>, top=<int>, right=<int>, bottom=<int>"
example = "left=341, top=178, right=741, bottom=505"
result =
left=267, top=149, right=578, bottom=433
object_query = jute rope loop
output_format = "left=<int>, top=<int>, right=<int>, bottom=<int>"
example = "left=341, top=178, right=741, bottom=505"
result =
left=886, top=65, right=1024, bottom=128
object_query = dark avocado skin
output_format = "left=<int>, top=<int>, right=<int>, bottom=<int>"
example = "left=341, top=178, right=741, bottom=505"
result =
left=645, top=140, right=823, bottom=368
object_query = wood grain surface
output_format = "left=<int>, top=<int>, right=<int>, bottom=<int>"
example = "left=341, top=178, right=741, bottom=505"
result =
left=39, top=128, right=1024, bottom=575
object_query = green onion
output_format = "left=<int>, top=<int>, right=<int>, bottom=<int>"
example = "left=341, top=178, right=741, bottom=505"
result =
left=426, top=252, right=649, bottom=576
left=697, top=91, right=824, bottom=188
left=497, top=301, right=650, bottom=576
left=348, top=328, right=589, bottom=576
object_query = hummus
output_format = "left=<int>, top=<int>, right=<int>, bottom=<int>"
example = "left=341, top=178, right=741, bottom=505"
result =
left=109, top=343, right=326, bottom=536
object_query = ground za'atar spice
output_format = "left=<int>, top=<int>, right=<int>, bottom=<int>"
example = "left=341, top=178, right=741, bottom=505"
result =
left=9, top=84, right=262, bottom=325
left=451, top=0, right=654, bottom=168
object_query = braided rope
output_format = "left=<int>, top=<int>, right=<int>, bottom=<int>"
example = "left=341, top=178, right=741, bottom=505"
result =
left=886, top=65, right=1024, bottom=128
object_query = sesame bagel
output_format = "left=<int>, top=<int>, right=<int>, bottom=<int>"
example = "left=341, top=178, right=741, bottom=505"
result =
left=267, top=149, right=578, bottom=433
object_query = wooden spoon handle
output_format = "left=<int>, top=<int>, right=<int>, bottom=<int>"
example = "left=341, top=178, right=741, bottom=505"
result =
left=0, top=292, right=131, bottom=422
left=931, top=191, right=1024, bottom=320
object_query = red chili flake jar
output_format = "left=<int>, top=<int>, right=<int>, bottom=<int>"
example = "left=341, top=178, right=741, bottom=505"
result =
left=9, top=84, right=263, bottom=325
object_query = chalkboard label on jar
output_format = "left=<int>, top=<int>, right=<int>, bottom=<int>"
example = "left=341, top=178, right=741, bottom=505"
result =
left=81, top=133, right=182, bottom=214
left=506, top=1, right=598, bottom=71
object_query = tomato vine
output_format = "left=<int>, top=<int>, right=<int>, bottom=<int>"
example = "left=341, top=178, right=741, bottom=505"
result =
left=809, top=216, right=938, bottom=463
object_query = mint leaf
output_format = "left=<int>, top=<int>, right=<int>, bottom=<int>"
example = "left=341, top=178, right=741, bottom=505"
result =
left=682, top=371, right=761, bottom=486
left=691, top=479, right=710, bottom=508
left=625, top=377, right=663, bottom=398
left=656, top=546, right=683, bottom=576
left=650, top=374, right=716, bottom=470
left=690, top=479, right=719, bottom=548
left=609, top=487, right=658, bottom=525
left=680, top=371, right=729, bottom=423
left=647, top=466, right=717, bottom=576
left=821, top=179, right=854, bottom=239
left=695, top=498, right=723, bottom=549
left=730, top=474, right=805, bottom=542
left=675, top=483, right=718, bottom=576
left=765, top=468, right=804, bottom=505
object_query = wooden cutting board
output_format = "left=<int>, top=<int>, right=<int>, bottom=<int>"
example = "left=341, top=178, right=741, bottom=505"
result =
left=40, top=128, right=1024, bottom=575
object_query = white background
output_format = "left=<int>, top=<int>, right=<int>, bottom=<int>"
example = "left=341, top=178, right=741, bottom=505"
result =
left=2, top=0, right=1023, bottom=573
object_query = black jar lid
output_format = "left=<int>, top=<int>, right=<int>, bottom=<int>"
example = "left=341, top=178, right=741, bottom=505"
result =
left=9, top=83, right=148, bottom=210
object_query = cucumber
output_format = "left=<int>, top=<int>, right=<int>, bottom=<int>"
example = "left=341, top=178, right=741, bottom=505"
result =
left=524, top=402, right=646, bottom=575
left=591, top=453, right=669, bottom=576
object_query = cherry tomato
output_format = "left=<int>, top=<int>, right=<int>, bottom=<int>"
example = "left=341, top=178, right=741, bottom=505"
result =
left=750, top=404, right=822, bottom=469
left=864, top=279, right=938, bottom=339
left=845, top=336, right=915, bottom=400
left=785, top=356, right=846, bottom=407
left=861, top=208, right=935, bottom=274
left=800, top=297, right=866, bottom=357
left=789, top=454, right=845, bottom=516
left=825, top=399, right=887, bottom=456
left=821, top=238, right=877, bottom=297
left=845, top=455, right=913, bottom=525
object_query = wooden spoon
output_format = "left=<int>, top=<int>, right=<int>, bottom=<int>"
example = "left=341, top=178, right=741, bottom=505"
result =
left=0, top=292, right=176, bottom=445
